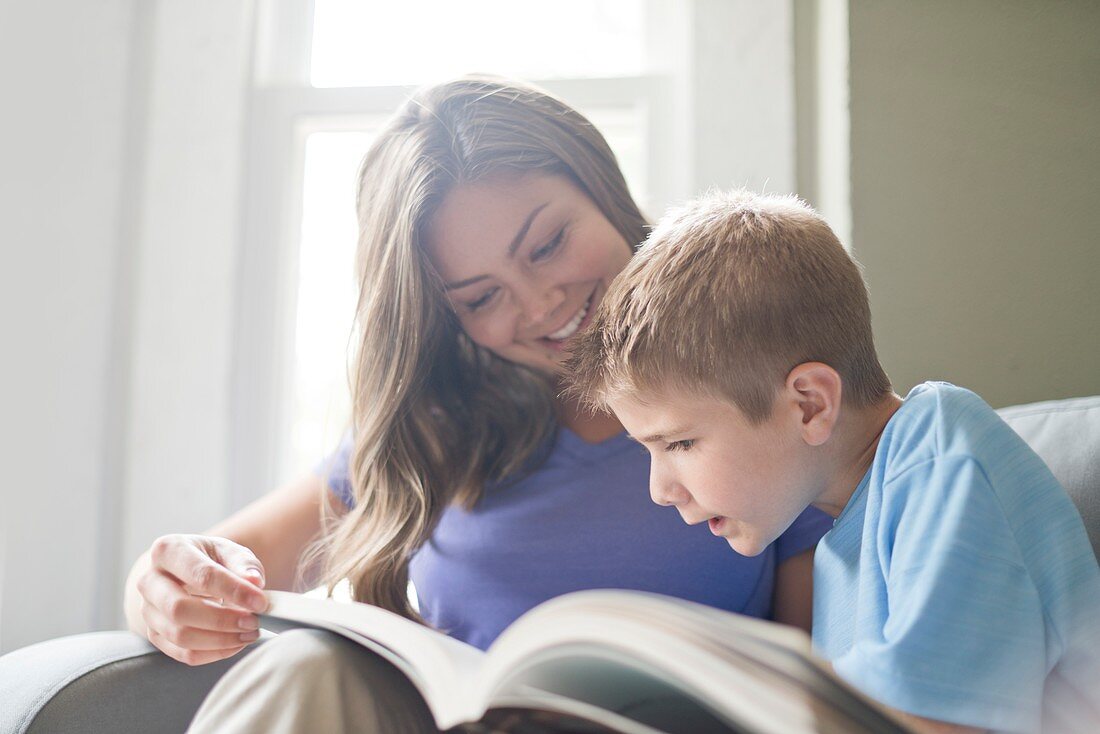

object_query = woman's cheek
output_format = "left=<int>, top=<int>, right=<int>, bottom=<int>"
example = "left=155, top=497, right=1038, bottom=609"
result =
left=462, top=313, right=515, bottom=352
left=562, top=246, right=611, bottom=282
left=607, top=236, right=634, bottom=277
left=572, top=227, right=632, bottom=280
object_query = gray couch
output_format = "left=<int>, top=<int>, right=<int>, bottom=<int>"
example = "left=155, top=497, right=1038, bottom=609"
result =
left=3, top=395, right=1098, bottom=734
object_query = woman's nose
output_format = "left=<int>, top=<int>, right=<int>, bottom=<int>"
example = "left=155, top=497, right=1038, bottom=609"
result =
left=516, top=282, right=566, bottom=330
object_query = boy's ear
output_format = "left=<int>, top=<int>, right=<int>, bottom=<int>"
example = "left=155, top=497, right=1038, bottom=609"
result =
left=784, top=362, right=842, bottom=446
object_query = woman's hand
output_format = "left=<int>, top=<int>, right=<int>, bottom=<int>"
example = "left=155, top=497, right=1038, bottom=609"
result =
left=128, top=534, right=269, bottom=666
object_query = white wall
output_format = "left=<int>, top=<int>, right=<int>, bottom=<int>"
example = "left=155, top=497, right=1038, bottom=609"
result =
left=0, top=0, right=254, bottom=652
left=119, top=0, right=254, bottom=620
left=648, top=0, right=797, bottom=207
left=1, top=0, right=139, bottom=652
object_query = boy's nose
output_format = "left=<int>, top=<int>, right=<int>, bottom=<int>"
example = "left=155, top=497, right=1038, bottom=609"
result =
left=650, top=476, right=689, bottom=508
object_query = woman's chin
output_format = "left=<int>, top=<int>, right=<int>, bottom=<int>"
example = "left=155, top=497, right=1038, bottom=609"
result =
left=501, top=341, right=571, bottom=374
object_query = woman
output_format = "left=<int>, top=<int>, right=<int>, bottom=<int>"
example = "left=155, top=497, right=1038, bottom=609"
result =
left=125, top=76, right=830, bottom=732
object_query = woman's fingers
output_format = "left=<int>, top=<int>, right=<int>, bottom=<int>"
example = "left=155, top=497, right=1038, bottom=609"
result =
left=150, top=536, right=267, bottom=612
left=141, top=596, right=261, bottom=651
left=139, top=570, right=260, bottom=630
left=147, top=627, right=250, bottom=667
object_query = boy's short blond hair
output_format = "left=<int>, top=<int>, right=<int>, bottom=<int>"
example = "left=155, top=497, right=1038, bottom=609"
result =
left=569, top=189, right=892, bottom=423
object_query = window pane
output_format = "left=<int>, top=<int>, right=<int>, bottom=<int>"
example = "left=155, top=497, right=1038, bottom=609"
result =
left=311, top=0, right=645, bottom=88
left=289, top=112, right=644, bottom=478
left=287, top=130, right=374, bottom=481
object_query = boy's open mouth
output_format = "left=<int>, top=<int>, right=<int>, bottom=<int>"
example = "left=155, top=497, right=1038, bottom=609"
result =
left=708, top=516, right=726, bottom=535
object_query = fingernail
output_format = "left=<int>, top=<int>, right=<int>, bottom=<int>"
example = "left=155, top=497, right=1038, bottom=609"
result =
left=240, top=631, right=260, bottom=642
left=248, top=595, right=268, bottom=613
left=238, top=616, right=259, bottom=631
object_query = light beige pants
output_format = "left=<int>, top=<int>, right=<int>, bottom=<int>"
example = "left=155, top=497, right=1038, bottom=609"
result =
left=187, top=629, right=441, bottom=733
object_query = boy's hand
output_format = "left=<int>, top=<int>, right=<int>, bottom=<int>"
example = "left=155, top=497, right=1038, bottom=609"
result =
left=134, top=534, right=268, bottom=665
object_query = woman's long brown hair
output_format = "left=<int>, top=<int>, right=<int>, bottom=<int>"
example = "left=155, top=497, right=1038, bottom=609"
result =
left=303, top=76, right=648, bottom=620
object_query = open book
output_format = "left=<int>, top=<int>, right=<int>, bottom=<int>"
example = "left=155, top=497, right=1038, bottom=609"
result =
left=261, top=589, right=910, bottom=734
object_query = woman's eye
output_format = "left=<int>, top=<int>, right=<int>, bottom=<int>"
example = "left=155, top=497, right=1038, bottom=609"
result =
left=666, top=439, right=695, bottom=452
left=465, top=287, right=499, bottom=312
left=531, top=227, right=567, bottom=262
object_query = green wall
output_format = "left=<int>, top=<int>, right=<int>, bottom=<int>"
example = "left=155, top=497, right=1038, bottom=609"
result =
left=847, top=1, right=1100, bottom=407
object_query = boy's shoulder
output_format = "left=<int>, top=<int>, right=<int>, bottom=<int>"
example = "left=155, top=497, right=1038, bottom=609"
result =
left=870, top=381, right=1085, bottom=567
left=877, top=381, right=1009, bottom=480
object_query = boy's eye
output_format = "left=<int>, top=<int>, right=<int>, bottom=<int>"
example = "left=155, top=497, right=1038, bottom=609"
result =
left=530, top=227, right=567, bottom=262
left=666, top=439, right=695, bottom=452
left=465, top=287, right=500, bottom=312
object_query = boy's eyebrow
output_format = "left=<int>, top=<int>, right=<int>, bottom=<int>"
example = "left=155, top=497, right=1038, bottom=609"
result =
left=627, top=425, right=692, bottom=444
left=444, top=202, right=550, bottom=291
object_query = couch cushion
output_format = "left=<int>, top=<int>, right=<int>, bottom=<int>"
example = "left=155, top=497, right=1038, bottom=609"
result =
left=0, top=631, right=264, bottom=734
left=998, top=395, right=1100, bottom=561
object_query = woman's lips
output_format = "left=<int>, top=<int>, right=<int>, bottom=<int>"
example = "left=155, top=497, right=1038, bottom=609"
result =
left=545, top=296, right=590, bottom=341
left=539, top=289, right=598, bottom=352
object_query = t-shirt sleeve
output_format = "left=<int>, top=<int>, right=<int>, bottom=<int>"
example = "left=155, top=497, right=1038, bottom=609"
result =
left=314, top=433, right=354, bottom=509
left=774, top=506, right=832, bottom=563
left=832, top=456, right=1047, bottom=732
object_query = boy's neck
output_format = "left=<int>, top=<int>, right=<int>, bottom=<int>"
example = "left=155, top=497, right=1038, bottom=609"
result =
left=813, top=393, right=903, bottom=518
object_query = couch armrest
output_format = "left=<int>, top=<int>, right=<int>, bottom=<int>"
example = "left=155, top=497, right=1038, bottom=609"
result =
left=998, top=395, right=1100, bottom=561
left=0, top=630, right=263, bottom=734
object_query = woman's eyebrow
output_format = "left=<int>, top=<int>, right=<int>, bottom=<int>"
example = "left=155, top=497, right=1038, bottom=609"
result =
left=444, top=202, right=550, bottom=290
left=506, top=202, right=549, bottom=256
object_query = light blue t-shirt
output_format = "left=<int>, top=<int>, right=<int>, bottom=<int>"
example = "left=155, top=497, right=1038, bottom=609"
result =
left=814, top=382, right=1100, bottom=733
left=322, top=426, right=832, bottom=650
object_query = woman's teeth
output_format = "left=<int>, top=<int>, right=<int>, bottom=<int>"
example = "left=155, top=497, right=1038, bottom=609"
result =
left=546, top=298, right=590, bottom=341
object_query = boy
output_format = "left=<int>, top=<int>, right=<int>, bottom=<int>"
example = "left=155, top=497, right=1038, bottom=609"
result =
left=568, top=190, right=1100, bottom=733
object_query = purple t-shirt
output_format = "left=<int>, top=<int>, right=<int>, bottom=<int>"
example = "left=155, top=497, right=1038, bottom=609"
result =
left=321, top=428, right=831, bottom=650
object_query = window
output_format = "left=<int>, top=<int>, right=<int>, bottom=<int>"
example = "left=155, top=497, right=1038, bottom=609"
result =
left=311, top=0, right=646, bottom=87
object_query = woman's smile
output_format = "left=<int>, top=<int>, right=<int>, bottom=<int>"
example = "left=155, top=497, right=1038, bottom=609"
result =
left=544, top=294, right=591, bottom=342
left=536, top=286, right=599, bottom=352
